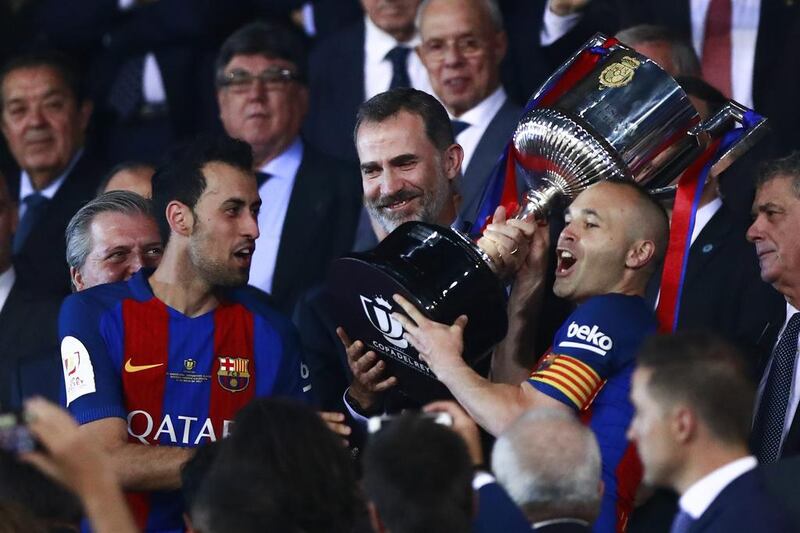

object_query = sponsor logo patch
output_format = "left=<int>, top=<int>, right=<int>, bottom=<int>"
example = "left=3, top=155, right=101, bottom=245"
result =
left=61, top=336, right=96, bottom=406
left=560, top=321, right=614, bottom=356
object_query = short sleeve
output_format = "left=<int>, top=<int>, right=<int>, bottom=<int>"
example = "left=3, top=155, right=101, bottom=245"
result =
left=59, top=294, right=127, bottom=424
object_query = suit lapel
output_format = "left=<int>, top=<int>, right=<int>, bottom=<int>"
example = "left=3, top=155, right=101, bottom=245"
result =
left=271, top=146, right=332, bottom=304
left=683, top=205, right=734, bottom=285
left=459, top=99, right=521, bottom=225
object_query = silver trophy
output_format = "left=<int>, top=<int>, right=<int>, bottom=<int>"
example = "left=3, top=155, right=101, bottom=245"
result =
left=328, top=34, right=767, bottom=403
left=512, top=33, right=766, bottom=222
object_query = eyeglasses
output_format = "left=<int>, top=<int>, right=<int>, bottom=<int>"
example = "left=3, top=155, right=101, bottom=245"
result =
left=217, top=67, right=300, bottom=93
left=419, top=36, right=487, bottom=62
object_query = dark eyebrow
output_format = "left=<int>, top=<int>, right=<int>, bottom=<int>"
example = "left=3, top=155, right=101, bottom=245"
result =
left=388, top=154, right=418, bottom=166
left=753, top=202, right=784, bottom=215
left=360, top=161, right=381, bottom=173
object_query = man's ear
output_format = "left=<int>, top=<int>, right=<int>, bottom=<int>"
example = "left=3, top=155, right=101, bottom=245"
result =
left=625, top=239, right=655, bottom=269
left=671, top=405, right=697, bottom=444
left=443, top=143, right=464, bottom=182
left=78, top=99, right=93, bottom=133
left=70, top=266, right=84, bottom=292
left=166, top=201, right=193, bottom=238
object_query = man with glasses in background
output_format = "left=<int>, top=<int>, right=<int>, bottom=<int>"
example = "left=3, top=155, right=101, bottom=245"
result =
left=417, top=0, right=521, bottom=228
left=215, top=21, right=361, bottom=316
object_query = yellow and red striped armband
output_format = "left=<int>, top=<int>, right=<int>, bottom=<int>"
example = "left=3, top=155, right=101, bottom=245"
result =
left=528, top=354, right=605, bottom=410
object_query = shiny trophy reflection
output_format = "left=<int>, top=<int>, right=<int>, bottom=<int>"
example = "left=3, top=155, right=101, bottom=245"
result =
left=328, top=33, right=767, bottom=403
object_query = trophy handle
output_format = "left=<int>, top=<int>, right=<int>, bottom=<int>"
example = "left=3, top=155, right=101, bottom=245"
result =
left=691, top=101, right=769, bottom=177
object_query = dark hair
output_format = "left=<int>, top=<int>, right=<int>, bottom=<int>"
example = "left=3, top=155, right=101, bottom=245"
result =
left=755, top=151, right=800, bottom=198
left=615, top=24, right=700, bottom=76
left=97, top=160, right=156, bottom=195
left=675, top=76, right=727, bottom=116
left=354, top=87, right=455, bottom=152
left=181, top=440, right=220, bottom=513
left=191, top=398, right=359, bottom=533
left=0, top=449, right=82, bottom=529
left=150, top=134, right=254, bottom=245
left=363, top=413, right=474, bottom=533
left=0, top=50, right=85, bottom=105
left=215, top=20, right=309, bottom=85
left=637, top=331, right=755, bottom=445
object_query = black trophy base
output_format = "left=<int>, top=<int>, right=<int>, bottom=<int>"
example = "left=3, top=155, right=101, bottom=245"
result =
left=327, top=222, right=508, bottom=404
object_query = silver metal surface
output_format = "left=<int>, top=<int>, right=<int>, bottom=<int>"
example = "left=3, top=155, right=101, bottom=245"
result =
left=510, top=34, right=767, bottom=222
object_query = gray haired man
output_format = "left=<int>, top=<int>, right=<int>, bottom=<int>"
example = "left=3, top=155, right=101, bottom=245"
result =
left=65, top=190, right=162, bottom=291
left=492, top=408, right=602, bottom=530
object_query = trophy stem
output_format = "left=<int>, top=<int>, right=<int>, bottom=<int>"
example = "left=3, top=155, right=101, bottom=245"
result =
left=513, top=183, right=563, bottom=223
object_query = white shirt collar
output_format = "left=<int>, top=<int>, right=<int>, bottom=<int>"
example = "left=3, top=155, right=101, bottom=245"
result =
left=0, top=266, right=15, bottom=314
left=690, top=196, right=723, bottom=244
left=259, top=137, right=303, bottom=182
left=679, top=456, right=757, bottom=519
left=364, top=14, right=421, bottom=66
left=451, top=86, right=506, bottom=123
left=19, top=148, right=83, bottom=201
left=532, top=518, right=591, bottom=529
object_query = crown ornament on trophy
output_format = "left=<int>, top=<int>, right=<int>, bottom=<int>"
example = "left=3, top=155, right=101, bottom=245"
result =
left=328, top=34, right=768, bottom=403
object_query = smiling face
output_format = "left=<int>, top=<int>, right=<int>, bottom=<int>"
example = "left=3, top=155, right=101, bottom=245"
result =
left=417, top=0, right=506, bottom=117
left=72, top=212, right=163, bottom=291
left=554, top=183, right=647, bottom=303
left=747, top=175, right=800, bottom=298
left=356, top=110, right=461, bottom=236
left=1, top=65, right=90, bottom=188
left=217, top=54, right=307, bottom=166
left=187, top=162, right=261, bottom=287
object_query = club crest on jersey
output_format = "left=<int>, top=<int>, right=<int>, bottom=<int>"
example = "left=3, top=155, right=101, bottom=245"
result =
left=217, top=357, right=250, bottom=392
left=360, top=294, right=408, bottom=349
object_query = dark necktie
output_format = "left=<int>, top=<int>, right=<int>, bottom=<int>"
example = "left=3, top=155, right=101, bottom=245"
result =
left=386, top=46, right=412, bottom=89
left=255, top=171, right=272, bottom=187
left=451, top=119, right=470, bottom=137
left=669, top=509, right=695, bottom=533
left=108, top=55, right=146, bottom=120
left=753, top=313, right=800, bottom=463
left=13, top=193, right=49, bottom=254
left=701, top=0, right=733, bottom=97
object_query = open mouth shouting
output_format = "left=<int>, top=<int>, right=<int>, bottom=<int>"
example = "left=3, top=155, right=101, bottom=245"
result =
left=556, top=248, right=578, bottom=277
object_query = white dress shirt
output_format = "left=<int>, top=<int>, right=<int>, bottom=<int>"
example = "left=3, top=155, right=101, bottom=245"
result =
left=0, top=267, right=16, bottom=314
left=690, top=0, right=760, bottom=107
left=690, top=196, right=722, bottom=244
left=678, top=456, right=757, bottom=518
left=451, top=87, right=508, bottom=172
left=18, top=149, right=82, bottom=220
left=755, top=303, right=800, bottom=452
left=363, top=15, right=432, bottom=99
left=248, top=138, right=303, bottom=295
left=540, top=0, right=761, bottom=106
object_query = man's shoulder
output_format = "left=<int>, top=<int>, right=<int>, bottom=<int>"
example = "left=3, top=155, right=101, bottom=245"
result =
left=299, top=143, right=359, bottom=177
left=61, top=280, right=134, bottom=317
left=309, top=19, right=365, bottom=64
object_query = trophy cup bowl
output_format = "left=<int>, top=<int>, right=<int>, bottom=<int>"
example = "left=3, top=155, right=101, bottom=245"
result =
left=327, top=33, right=767, bottom=404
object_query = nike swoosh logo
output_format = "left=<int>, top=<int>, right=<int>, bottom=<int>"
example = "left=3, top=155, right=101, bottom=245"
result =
left=124, top=358, right=165, bottom=373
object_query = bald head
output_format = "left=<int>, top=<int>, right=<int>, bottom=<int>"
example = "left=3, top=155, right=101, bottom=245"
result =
left=492, top=409, right=602, bottom=523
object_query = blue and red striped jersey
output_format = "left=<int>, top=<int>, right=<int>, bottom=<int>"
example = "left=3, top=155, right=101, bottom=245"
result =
left=527, top=294, right=656, bottom=533
left=59, top=270, right=312, bottom=532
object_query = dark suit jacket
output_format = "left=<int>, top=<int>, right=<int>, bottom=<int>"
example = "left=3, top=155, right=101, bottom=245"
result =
left=11, top=152, right=105, bottom=298
left=0, top=279, right=62, bottom=410
left=685, top=467, right=794, bottom=533
left=459, top=99, right=522, bottom=227
left=473, top=481, right=532, bottom=533
left=305, top=20, right=366, bottom=162
left=270, top=144, right=361, bottom=316
left=676, top=203, right=784, bottom=378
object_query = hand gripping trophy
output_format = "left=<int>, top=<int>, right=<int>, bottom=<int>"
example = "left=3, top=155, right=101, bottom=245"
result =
left=328, top=34, right=767, bottom=403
